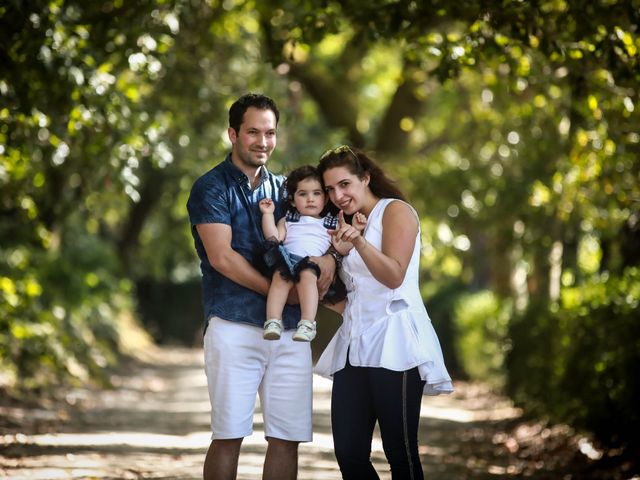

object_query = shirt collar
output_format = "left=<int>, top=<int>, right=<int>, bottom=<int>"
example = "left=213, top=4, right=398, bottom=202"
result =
left=223, top=154, right=268, bottom=188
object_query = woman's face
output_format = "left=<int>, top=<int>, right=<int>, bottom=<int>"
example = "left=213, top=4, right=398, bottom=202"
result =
left=322, top=166, right=370, bottom=215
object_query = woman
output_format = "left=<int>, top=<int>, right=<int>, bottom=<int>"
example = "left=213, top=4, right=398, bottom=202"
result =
left=314, top=145, right=453, bottom=480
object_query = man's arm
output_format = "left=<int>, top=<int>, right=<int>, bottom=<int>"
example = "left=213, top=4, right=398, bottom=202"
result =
left=196, top=223, right=271, bottom=296
left=308, top=251, right=338, bottom=298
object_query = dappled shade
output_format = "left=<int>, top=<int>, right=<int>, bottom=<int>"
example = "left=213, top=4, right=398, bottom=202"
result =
left=1, top=0, right=638, bottom=467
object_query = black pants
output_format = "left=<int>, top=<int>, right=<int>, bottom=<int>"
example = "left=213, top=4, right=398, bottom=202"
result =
left=331, top=360, right=426, bottom=480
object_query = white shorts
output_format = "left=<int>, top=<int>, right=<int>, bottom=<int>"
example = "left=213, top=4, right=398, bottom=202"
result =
left=203, top=316, right=313, bottom=442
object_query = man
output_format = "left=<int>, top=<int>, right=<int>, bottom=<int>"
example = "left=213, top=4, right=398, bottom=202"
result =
left=187, top=93, right=336, bottom=480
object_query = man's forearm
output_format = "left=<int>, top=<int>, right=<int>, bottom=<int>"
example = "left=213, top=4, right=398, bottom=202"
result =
left=211, top=250, right=270, bottom=297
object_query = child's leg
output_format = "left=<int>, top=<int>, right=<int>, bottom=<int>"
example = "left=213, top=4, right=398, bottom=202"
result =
left=296, top=269, right=320, bottom=321
left=292, top=270, right=319, bottom=342
left=266, top=272, right=293, bottom=320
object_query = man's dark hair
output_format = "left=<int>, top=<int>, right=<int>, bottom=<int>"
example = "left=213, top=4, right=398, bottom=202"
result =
left=228, top=93, right=280, bottom=134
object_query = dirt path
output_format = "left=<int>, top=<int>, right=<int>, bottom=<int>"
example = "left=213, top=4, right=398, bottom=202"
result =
left=0, top=347, right=614, bottom=479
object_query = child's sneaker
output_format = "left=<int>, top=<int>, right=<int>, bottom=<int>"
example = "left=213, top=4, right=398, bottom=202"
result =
left=263, top=318, right=283, bottom=340
left=293, top=319, right=316, bottom=342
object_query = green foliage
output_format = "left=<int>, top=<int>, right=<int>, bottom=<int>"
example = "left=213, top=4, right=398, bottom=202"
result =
left=422, top=280, right=467, bottom=378
left=0, top=0, right=298, bottom=393
left=1, top=0, right=638, bottom=453
left=507, top=268, right=640, bottom=447
left=0, top=233, right=128, bottom=391
left=453, top=290, right=510, bottom=387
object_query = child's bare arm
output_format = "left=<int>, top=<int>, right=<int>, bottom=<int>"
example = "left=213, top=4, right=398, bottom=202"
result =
left=259, top=198, right=279, bottom=239
left=259, top=198, right=276, bottom=215
left=275, top=217, right=287, bottom=242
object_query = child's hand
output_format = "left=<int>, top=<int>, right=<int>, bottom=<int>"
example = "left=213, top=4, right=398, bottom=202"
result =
left=259, top=198, right=275, bottom=214
left=352, top=212, right=367, bottom=232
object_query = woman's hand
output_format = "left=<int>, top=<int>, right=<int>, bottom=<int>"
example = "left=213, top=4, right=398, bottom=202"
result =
left=329, top=211, right=366, bottom=249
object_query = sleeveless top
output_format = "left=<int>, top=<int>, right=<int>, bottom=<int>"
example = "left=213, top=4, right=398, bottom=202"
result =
left=314, top=199, right=454, bottom=395
left=284, top=215, right=332, bottom=258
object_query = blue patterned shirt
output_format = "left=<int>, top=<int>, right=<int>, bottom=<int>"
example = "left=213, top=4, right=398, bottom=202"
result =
left=187, top=154, right=300, bottom=332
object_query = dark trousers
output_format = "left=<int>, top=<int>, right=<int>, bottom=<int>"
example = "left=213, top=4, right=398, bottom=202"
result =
left=331, top=360, right=426, bottom=480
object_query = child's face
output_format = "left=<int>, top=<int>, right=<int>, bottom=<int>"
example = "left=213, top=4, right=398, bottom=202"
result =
left=292, top=178, right=327, bottom=217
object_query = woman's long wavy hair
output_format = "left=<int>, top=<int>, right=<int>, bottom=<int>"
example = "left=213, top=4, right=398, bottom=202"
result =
left=317, top=146, right=406, bottom=215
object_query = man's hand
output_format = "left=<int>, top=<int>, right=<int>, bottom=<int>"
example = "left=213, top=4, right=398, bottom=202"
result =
left=309, top=254, right=336, bottom=299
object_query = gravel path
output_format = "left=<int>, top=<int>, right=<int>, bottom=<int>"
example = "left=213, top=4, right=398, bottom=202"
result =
left=0, top=347, right=613, bottom=479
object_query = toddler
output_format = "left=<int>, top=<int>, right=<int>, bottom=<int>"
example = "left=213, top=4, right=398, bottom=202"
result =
left=259, top=165, right=365, bottom=341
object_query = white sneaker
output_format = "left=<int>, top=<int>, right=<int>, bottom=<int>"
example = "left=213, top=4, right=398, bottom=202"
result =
left=293, top=319, right=316, bottom=342
left=263, top=319, right=283, bottom=340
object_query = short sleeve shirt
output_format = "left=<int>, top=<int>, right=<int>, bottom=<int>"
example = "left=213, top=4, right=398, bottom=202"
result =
left=187, top=154, right=300, bottom=331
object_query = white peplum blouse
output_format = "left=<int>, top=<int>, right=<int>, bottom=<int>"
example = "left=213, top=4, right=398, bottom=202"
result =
left=314, top=198, right=454, bottom=395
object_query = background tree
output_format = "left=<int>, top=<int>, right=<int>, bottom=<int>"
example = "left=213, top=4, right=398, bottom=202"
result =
left=1, top=0, right=638, bottom=458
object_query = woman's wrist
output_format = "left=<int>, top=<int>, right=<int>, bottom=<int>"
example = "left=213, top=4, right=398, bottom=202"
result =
left=355, top=236, right=368, bottom=251
left=327, top=248, right=343, bottom=268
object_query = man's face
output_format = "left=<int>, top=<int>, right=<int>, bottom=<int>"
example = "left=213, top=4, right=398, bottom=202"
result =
left=228, top=107, right=277, bottom=170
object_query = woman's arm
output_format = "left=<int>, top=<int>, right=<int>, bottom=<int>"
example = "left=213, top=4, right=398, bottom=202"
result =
left=333, top=202, right=417, bottom=289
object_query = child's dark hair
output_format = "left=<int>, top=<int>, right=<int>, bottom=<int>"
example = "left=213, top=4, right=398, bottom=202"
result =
left=228, top=93, right=280, bottom=134
left=284, top=165, right=323, bottom=213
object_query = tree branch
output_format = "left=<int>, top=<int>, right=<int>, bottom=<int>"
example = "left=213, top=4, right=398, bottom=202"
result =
left=374, top=59, right=429, bottom=154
